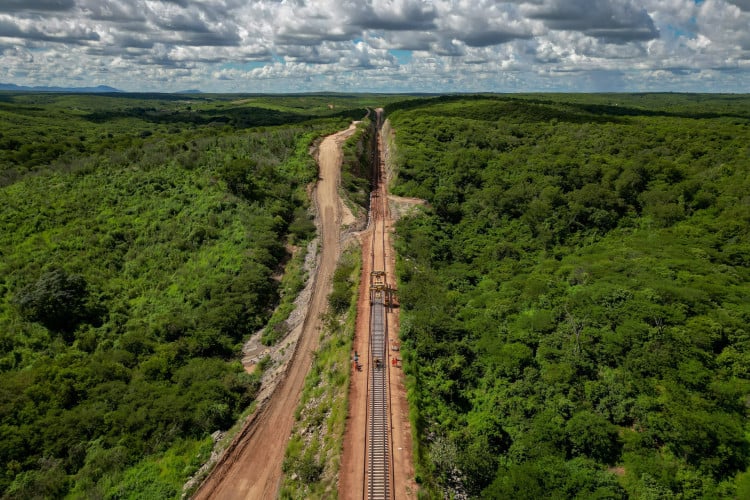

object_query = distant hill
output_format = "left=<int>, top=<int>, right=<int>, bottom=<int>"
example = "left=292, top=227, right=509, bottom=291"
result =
left=0, top=83, right=122, bottom=93
left=175, top=89, right=203, bottom=94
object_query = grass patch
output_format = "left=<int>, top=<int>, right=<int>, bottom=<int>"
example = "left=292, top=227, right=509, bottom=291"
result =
left=280, top=246, right=361, bottom=499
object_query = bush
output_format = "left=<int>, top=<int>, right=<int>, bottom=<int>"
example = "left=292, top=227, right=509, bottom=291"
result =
left=13, top=268, right=93, bottom=334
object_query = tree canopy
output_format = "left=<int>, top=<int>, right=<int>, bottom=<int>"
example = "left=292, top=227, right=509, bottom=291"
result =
left=0, top=92, right=375, bottom=497
left=386, top=94, right=750, bottom=498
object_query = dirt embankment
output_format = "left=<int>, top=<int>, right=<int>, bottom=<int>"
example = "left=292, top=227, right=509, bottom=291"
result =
left=191, top=123, right=358, bottom=500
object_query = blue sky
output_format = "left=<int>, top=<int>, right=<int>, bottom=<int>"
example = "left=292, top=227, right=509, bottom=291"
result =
left=0, top=0, right=748, bottom=93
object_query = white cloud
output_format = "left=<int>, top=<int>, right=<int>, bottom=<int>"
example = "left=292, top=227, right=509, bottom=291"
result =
left=696, top=0, right=750, bottom=51
left=523, top=0, right=659, bottom=43
left=0, top=0, right=747, bottom=91
left=436, top=0, right=537, bottom=47
left=726, top=0, right=750, bottom=10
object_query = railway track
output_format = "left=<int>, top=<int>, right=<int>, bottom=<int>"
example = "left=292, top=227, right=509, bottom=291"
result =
left=366, top=108, right=394, bottom=500
left=368, top=300, right=389, bottom=499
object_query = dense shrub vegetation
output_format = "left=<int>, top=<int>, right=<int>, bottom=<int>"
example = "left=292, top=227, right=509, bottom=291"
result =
left=0, top=92, right=378, bottom=498
left=386, top=94, right=750, bottom=498
left=340, top=117, right=376, bottom=209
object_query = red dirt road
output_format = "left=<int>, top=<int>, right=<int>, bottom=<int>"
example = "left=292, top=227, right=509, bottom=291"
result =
left=193, top=124, right=357, bottom=500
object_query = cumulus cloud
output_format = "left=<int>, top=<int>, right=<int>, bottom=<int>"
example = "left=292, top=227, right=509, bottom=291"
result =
left=696, top=0, right=750, bottom=51
left=368, top=31, right=437, bottom=51
left=437, top=0, right=536, bottom=47
left=726, top=0, right=750, bottom=9
left=348, top=0, right=438, bottom=31
left=524, top=0, right=659, bottom=43
left=0, top=14, right=100, bottom=44
left=78, top=0, right=146, bottom=22
left=0, top=0, right=747, bottom=92
left=0, top=0, right=76, bottom=13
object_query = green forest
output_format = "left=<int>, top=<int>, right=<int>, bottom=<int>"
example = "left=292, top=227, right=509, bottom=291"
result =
left=385, top=94, right=750, bottom=498
left=0, top=92, right=389, bottom=498
left=3, top=91, right=749, bottom=499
